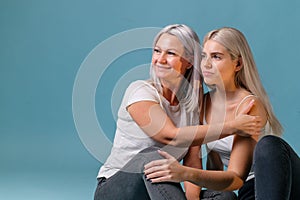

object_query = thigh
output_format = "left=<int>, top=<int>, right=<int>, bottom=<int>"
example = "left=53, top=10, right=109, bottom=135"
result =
left=288, top=141, right=300, bottom=200
left=254, top=136, right=300, bottom=200
left=94, top=172, right=151, bottom=200
left=139, top=147, right=187, bottom=200
left=120, top=146, right=163, bottom=174
left=94, top=146, right=164, bottom=200
left=144, top=178, right=186, bottom=200
left=95, top=146, right=187, bottom=200
left=201, top=190, right=237, bottom=200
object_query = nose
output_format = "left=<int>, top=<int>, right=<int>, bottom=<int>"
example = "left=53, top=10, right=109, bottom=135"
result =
left=157, top=52, right=167, bottom=64
left=202, top=57, right=212, bottom=68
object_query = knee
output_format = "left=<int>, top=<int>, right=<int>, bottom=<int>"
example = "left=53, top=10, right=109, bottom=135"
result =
left=138, top=146, right=163, bottom=163
left=255, top=135, right=281, bottom=152
left=139, top=146, right=160, bottom=154
left=123, top=147, right=161, bottom=172
left=254, top=135, right=284, bottom=161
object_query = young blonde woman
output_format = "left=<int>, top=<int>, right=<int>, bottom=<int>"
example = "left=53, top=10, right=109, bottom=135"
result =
left=145, top=27, right=299, bottom=200
left=94, top=25, right=262, bottom=200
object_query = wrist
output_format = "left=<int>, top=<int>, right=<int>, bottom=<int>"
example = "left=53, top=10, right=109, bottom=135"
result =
left=224, top=121, right=237, bottom=136
left=182, top=166, right=190, bottom=182
left=183, top=166, right=201, bottom=185
left=182, top=166, right=194, bottom=182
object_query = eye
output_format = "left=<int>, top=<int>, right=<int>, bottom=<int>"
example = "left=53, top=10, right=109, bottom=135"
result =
left=167, top=51, right=176, bottom=56
left=153, top=48, right=161, bottom=54
left=201, top=53, right=207, bottom=59
left=212, top=54, right=221, bottom=60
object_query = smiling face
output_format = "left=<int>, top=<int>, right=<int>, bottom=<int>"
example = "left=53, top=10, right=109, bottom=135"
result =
left=201, top=40, right=241, bottom=89
left=152, top=33, right=191, bottom=83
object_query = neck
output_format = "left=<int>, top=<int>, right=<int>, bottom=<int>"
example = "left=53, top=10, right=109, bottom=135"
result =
left=211, top=84, right=241, bottom=102
left=161, top=79, right=182, bottom=105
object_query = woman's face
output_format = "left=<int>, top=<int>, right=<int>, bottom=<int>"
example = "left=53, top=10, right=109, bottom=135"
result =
left=201, top=39, right=240, bottom=88
left=152, top=33, right=191, bottom=82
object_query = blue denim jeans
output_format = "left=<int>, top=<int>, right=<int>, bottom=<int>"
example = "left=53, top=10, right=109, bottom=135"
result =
left=201, top=190, right=237, bottom=200
left=94, top=146, right=187, bottom=200
left=94, top=146, right=238, bottom=200
left=239, top=135, right=300, bottom=200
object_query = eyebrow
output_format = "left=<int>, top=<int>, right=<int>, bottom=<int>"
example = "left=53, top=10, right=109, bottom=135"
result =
left=154, top=46, right=181, bottom=54
left=212, top=52, right=224, bottom=55
left=203, top=50, right=225, bottom=55
left=154, top=46, right=178, bottom=51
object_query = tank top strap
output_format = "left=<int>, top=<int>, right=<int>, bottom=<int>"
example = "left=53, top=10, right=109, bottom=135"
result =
left=234, top=94, right=257, bottom=117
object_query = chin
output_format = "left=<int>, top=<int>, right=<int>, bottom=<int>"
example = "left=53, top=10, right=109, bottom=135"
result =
left=203, top=79, right=214, bottom=85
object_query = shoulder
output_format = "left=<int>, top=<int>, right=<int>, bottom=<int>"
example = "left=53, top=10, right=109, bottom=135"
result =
left=236, top=93, right=259, bottom=112
left=236, top=92, right=268, bottom=129
left=124, top=80, right=160, bottom=106
left=125, top=80, right=157, bottom=96
left=127, top=80, right=157, bottom=92
left=236, top=94, right=264, bottom=114
left=127, top=80, right=150, bottom=89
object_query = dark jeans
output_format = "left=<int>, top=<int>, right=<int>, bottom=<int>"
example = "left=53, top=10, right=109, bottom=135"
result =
left=239, top=135, right=300, bottom=200
left=201, top=190, right=237, bottom=200
left=94, top=146, right=238, bottom=200
left=94, top=146, right=186, bottom=200
left=238, top=179, right=255, bottom=200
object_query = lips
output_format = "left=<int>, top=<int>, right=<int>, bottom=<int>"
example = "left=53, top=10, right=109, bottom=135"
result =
left=156, top=65, right=172, bottom=70
left=202, top=71, right=214, bottom=77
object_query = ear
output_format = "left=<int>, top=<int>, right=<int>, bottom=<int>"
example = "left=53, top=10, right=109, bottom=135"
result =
left=235, top=57, right=243, bottom=72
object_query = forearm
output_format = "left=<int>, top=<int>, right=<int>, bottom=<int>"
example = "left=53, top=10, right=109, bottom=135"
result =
left=183, top=167, right=243, bottom=191
left=130, top=102, right=258, bottom=147
left=170, top=121, right=236, bottom=147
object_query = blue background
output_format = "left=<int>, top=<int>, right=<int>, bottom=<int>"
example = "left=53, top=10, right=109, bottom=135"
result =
left=1, top=0, right=299, bottom=199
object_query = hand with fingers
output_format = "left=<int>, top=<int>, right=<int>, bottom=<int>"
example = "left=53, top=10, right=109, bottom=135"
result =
left=233, top=99, right=263, bottom=137
left=144, top=150, right=186, bottom=183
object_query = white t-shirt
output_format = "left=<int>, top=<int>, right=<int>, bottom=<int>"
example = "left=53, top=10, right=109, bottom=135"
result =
left=97, top=80, right=199, bottom=179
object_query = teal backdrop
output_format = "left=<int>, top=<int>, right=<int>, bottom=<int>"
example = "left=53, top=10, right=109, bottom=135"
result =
left=1, top=0, right=300, bottom=199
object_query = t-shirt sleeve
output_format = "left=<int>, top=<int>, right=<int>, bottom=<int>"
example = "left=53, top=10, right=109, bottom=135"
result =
left=124, top=80, right=161, bottom=108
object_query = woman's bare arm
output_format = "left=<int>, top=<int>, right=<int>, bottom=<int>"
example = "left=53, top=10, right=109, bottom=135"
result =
left=127, top=100, right=261, bottom=147
left=183, top=146, right=202, bottom=200
left=143, top=139, right=253, bottom=191
left=144, top=98, right=267, bottom=190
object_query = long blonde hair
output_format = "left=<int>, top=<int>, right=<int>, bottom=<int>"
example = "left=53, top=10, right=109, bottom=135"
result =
left=203, top=27, right=283, bottom=136
left=150, top=24, right=203, bottom=113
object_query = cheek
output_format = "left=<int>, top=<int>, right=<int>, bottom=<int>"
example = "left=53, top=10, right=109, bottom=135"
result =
left=218, top=69, right=232, bottom=81
left=171, top=61, right=183, bottom=71
left=171, top=57, right=184, bottom=66
left=200, top=64, right=205, bottom=72
left=151, top=55, right=156, bottom=64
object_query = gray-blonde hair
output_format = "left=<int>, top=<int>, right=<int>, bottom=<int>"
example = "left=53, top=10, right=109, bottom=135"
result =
left=203, top=27, right=283, bottom=136
left=150, top=24, right=203, bottom=113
